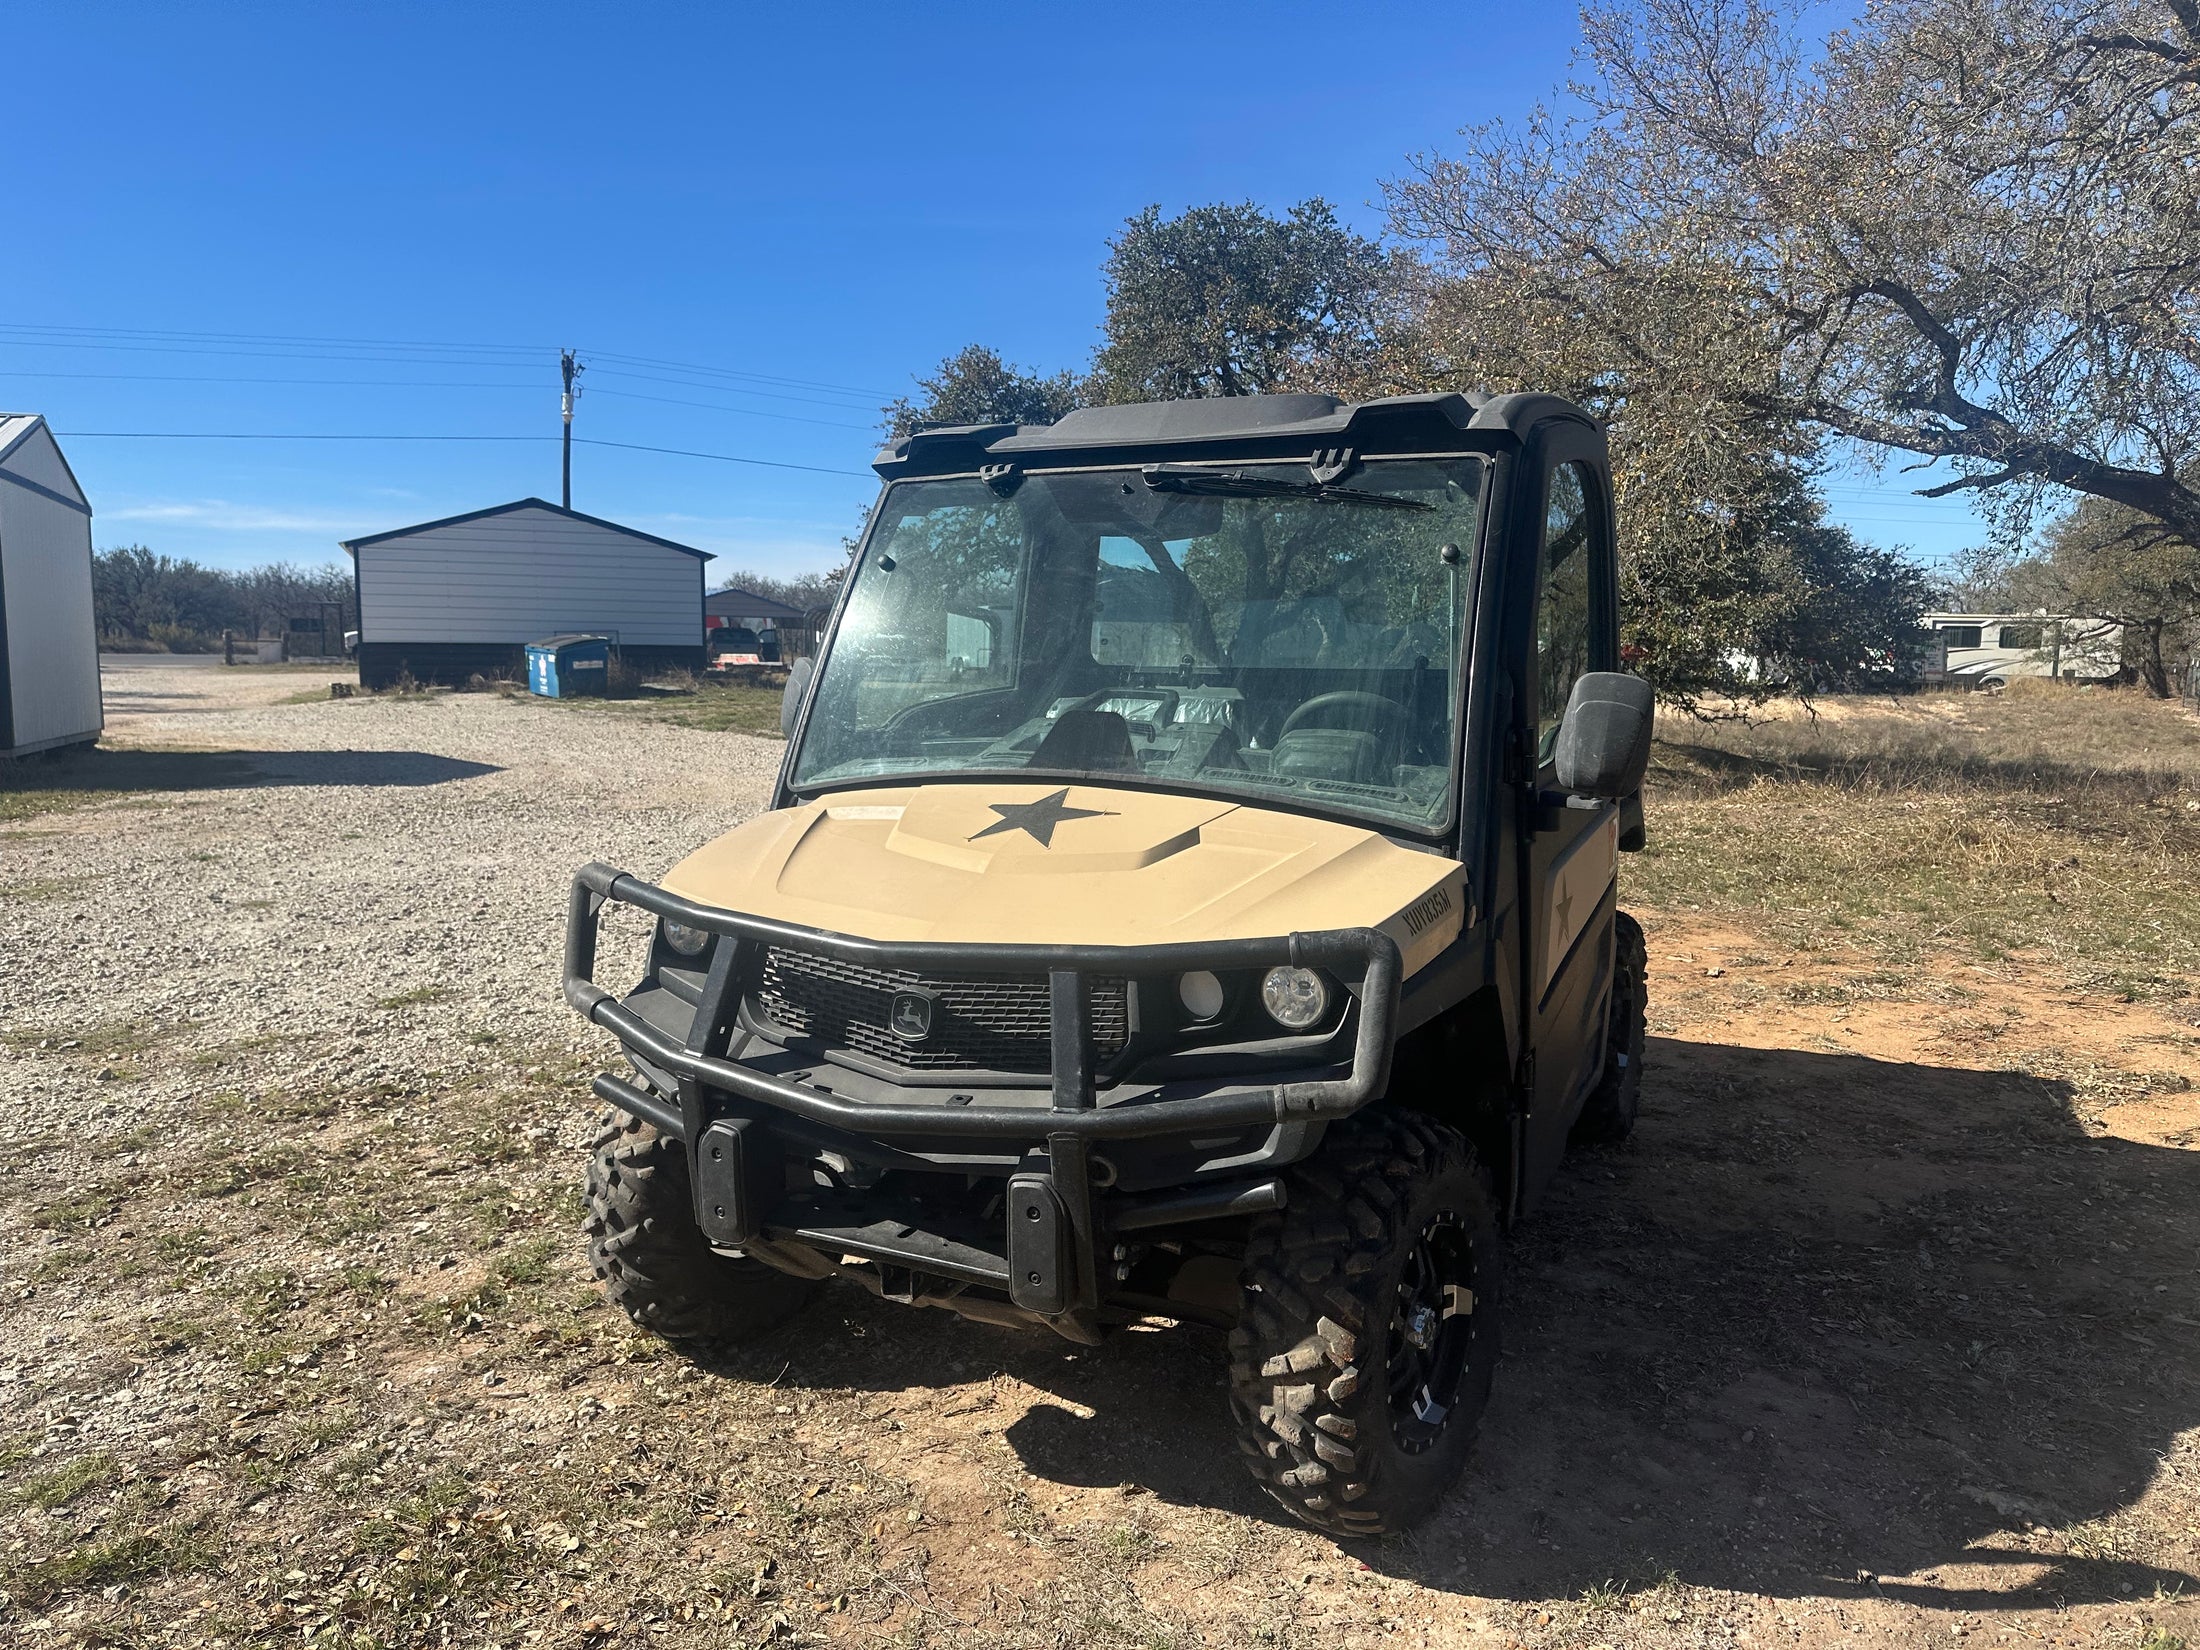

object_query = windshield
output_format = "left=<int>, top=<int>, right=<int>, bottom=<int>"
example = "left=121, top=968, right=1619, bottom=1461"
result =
left=791, top=457, right=1486, bottom=832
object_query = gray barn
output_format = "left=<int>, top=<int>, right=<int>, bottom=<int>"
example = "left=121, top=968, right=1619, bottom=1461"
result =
left=0, top=414, right=102, bottom=758
left=342, top=498, right=712, bottom=689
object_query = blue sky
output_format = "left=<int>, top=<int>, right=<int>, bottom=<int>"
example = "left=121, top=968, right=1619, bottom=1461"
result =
left=5, top=1, right=1983, bottom=578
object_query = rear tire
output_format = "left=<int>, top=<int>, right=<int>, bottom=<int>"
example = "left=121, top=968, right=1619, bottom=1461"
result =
left=582, top=1108, right=818, bottom=1344
left=1226, top=1108, right=1502, bottom=1537
left=1573, top=910, right=1648, bottom=1144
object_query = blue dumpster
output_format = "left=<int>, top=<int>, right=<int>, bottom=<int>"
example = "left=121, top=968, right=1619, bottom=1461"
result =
left=526, top=634, right=612, bottom=698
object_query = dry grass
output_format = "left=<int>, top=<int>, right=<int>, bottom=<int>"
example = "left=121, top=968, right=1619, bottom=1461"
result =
left=1634, top=681, right=2200, bottom=999
left=532, top=677, right=786, bottom=738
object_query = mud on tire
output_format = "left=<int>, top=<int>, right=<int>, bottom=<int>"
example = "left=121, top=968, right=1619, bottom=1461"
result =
left=582, top=1108, right=818, bottom=1344
left=1227, top=1107, right=1501, bottom=1537
left=1572, top=909, right=1648, bottom=1145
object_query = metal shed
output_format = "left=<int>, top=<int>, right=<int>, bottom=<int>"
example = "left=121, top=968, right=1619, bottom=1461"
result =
left=704, top=585, right=809, bottom=628
left=341, top=498, right=712, bottom=689
left=0, top=415, right=102, bottom=758
left=706, top=584, right=821, bottom=659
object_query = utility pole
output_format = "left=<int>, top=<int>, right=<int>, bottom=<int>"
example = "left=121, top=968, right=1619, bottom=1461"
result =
left=559, top=349, right=584, bottom=509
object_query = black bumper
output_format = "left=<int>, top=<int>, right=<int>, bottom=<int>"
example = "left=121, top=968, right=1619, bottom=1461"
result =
left=563, top=861, right=1401, bottom=1144
left=561, top=861, right=1402, bottom=1335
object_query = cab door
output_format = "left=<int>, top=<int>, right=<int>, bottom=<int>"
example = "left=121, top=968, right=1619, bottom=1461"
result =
left=1517, top=435, right=1622, bottom=1203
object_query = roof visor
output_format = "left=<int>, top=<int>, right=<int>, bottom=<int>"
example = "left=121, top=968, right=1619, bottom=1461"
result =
left=875, top=390, right=1588, bottom=478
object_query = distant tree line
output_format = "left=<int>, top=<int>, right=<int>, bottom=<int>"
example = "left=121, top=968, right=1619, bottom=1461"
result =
left=93, top=545, right=355, bottom=652
left=887, top=0, right=2200, bottom=701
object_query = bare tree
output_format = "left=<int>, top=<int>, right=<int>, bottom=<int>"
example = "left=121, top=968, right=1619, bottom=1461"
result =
left=1391, top=0, right=2200, bottom=544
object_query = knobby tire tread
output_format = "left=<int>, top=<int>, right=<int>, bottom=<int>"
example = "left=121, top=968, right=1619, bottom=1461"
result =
left=582, top=1108, right=816, bottom=1344
left=1226, top=1107, right=1497, bottom=1538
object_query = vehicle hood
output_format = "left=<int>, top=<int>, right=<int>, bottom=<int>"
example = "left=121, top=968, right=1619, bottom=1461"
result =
left=657, top=782, right=1469, bottom=977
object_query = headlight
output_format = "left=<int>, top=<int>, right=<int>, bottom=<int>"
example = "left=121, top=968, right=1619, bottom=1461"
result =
left=1176, top=970, right=1225, bottom=1021
left=1260, top=966, right=1328, bottom=1030
left=660, top=920, right=712, bottom=958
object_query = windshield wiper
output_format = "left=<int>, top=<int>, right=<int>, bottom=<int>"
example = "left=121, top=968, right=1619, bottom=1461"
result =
left=1142, top=464, right=1435, bottom=511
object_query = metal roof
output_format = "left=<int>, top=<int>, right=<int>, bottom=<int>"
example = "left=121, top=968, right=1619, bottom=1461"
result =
left=0, top=413, right=93, bottom=512
left=340, top=497, right=713, bottom=559
left=0, top=414, right=42, bottom=461
left=705, top=586, right=809, bottom=621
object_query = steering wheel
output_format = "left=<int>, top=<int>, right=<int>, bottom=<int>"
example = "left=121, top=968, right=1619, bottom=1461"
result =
left=1279, top=690, right=1410, bottom=754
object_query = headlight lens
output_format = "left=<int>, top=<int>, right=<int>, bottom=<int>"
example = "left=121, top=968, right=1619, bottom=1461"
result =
left=1176, top=969, right=1225, bottom=1021
left=1260, top=966, right=1328, bottom=1030
left=660, top=920, right=712, bottom=958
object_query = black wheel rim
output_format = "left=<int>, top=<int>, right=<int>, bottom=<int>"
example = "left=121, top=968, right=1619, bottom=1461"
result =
left=1386, top=1214, right=1481, bottom=1455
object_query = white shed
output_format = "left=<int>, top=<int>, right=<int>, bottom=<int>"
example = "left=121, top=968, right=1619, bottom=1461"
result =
left=0, top=415, right=102, bottom=758
left=341, top=498, right=712, bottom=688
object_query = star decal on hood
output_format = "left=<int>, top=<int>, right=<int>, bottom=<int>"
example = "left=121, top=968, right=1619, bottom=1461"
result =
left=967, top=788, right=1116, bottom=847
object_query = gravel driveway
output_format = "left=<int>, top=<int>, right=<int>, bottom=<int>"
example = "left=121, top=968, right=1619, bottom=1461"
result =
left=5, top=665, right=782, bottom=1095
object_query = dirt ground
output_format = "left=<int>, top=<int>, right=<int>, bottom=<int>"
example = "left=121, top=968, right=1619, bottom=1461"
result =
left=1, top=667, right=2195, bottom=1649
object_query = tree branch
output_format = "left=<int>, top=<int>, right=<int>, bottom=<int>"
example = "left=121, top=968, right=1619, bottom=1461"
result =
left=1916, top=466, right=2025, bottom=498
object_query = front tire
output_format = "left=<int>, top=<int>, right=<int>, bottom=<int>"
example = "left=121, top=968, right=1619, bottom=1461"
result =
left=582, top=1108, right=818, bottom=1344
left=1227, top=1108, right=1502, bottom=1537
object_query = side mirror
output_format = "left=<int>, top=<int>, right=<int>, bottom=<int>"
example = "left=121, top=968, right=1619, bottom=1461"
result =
left=1554, top=672, right=1654, bottom=801
left=780, top=655, right=815, bottom=741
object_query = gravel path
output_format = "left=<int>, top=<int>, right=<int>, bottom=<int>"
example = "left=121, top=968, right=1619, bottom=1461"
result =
left=5, top=668, right=784, bottom=1104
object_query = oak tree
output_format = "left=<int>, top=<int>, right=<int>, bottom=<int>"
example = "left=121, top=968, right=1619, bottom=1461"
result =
left=1391, top=0, right=2200, bottom=545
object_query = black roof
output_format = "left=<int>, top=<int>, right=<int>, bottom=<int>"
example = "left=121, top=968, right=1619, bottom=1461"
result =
left=340, top=497, right=713, bottom=559
left=705, top=586, right=809, bottom=621
left=872, top=391, right=1598, bottom=479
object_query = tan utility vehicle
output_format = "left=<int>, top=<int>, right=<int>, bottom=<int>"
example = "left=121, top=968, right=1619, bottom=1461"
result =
left=562, top=391, right=1652, bottom=1534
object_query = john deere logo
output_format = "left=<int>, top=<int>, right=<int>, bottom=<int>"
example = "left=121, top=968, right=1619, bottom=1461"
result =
left=888, top=989, right=935, bottom=1043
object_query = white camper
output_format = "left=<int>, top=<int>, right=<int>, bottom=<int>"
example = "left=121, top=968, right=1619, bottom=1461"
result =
left=0, top=415, right=102, bottom=758
left=1922, top=612, right=2122, bottom=690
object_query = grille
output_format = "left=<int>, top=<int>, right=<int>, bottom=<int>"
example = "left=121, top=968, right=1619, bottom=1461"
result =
left=753, top=947, right=1130, bottom=1073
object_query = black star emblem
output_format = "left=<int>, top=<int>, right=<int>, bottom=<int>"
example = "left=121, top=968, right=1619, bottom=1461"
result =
left=968, top=787, right=1114, bottom=847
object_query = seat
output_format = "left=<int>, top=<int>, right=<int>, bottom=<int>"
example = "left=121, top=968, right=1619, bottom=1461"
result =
left=1027, top=708, right=1138, bottom=774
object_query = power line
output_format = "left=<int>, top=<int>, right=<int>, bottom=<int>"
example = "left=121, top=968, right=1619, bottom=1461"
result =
left=54, top=428, right=875, bottom=477
left=577, top=437, right=871, bottom=476
left=584, top=365, right=884, bottom=412
left=0, top=335, right=543, bottom=370
left=6, top=363, right=875, bottom=427
left=0, top=321, right=542, bottom=353
left=57, top=431, right=552, bottom=441
left=0, top=356, right=885, bottom=419
left=3, top=369, right=549, bottom=389
left=0, top=322, right=898, bottom=403
left=586, top=348, right=894, bottom=400
left=586, top=385, right=874, bottom=431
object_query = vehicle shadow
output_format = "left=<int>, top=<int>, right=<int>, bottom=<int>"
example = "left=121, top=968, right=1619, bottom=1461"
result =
left=734, top=1036, right=2200, bottom=1612
left=0, top=745, right=498, bottom=797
